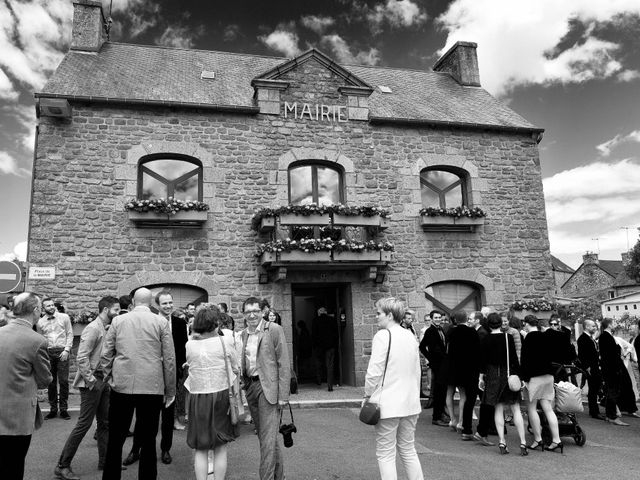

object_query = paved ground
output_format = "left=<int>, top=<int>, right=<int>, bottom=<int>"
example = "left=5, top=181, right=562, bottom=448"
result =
left=26, top=402, right=640, bottom=480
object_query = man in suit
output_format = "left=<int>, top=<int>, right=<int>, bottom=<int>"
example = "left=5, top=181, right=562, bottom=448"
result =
left=577, top=319, right=604, bottom=419
left=37, top=297, right=74, bottom=420
left=419, top=310, right=449, bottom=426
left=0, top=292, right=53, bottom=479
left=100, top=288, right=176, bottom=480
left=241, top=296, right=290, bottom=480
left=123, top=290, right=187, bottom=467
left=312, top=306, right=339, bottom=391
left=54, top=296, right=121, bottom=480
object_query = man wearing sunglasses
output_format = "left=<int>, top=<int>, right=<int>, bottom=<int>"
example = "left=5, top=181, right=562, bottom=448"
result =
left=240, top=297, right=290, bottom=480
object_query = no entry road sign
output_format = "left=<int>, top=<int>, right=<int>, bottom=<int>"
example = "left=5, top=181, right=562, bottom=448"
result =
left=0, top=261, right=22, bottom=294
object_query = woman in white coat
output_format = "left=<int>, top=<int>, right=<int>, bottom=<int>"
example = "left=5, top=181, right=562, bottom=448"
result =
left=364, top=297, right=424, bottom=480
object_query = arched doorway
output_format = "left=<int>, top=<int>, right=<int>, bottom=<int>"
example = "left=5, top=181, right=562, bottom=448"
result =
left=133, top=284, right=208, bottom=309
left=424, top=281, right=484, bottom=315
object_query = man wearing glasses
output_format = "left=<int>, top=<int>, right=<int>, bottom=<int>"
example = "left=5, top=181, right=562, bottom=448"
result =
left=240, top=297, right=290, bottom=480
left=546, top=315, right=577, bottom=382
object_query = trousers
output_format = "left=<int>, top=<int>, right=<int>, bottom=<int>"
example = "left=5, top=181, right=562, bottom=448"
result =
left=245, top=378, right=284, bottom=480
left=374, top=415, right=424, bottom=480
left=315, top=347, right=336, bottom=386
left=47, top=347, right=69, bottom=411
left=0, top=435, right=31, bottom=480
left=102, top=391, right=162, bottom=480
left=59, top=381, right=110, bottom=468
left=586, top=371, right=602, bottom=416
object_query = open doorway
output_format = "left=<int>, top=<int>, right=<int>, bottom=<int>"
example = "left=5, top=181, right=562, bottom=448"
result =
left=292, top=284, right=354, bottom=387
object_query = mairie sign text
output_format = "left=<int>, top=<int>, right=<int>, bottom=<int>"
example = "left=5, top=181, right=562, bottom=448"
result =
left=284, top=102, right=347, bottom=122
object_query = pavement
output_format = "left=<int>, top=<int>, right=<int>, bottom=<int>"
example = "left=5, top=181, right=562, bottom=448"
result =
left=26, top=391, right=640, bottom=480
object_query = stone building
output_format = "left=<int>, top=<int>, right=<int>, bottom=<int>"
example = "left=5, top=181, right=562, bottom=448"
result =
left=551, top=255, right=574, bottom=295
left=28, top=0, right=554, bottom=385
left=560, top=252, right=625, bottom=301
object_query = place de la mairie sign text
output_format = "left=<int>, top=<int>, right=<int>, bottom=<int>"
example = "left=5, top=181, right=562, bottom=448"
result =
left=284, top=102, right=348, bottom=122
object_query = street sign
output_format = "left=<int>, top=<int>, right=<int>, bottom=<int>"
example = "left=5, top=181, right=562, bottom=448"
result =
left=28, top=266, right=56, bottom=280
left=0, top=261, right=22, bottom=294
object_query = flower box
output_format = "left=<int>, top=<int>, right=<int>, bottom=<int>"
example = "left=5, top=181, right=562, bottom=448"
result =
left=259, top=217, right=276, bottom=233
left=333, top=250, right=382, bottom=262
left=420, top=215, right=484, bottom=232
left=333, top=213, right=385, bottom=228
left=279, top=213, right=330, bottom=226
left=279, top=251, right=332, bottom=262
left=512, top=309, right=554, bottom=320
left=128, top=210, right=208, bottom=227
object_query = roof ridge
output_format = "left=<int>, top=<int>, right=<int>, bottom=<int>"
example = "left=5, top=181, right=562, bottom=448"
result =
left=104, top=41, right=288, bottom=61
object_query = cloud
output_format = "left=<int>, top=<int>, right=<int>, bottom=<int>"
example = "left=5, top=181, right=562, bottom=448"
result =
left=0, top=151, right=30, bottom=177
left=367, top=0, right=427, bottom=33
left=0, top=241, right=27, bottom=262
left=155, top=25, right=200, bottom=49
left=596, top=130, right=640, bottom=156
left=223, top=24, right=241, bottom=42
left=128, top=5, right=160, bottom=38
left=301, top=15, right=335, bottom=35
left=436, top=0, right=640, bottom=96
left=320, top=34, right=380, bottom=65
left=1, top=104, right=36, bottom=151
left=0, top=68, right=18, bottom=100
left=259, top=29, right=301, bottom=57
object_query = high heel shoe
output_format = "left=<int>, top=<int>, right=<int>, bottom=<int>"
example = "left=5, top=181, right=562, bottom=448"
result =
left=449, top=421, right=458, bottom=432
left=498, top=442, right=509, bottom=455
left=527, top=439, right=543, bottom=451
left=456, top=423, right=463, bottom=433
left=545, top=441, right=564, bottom=453
left=520, top=444, right=528, bottom=456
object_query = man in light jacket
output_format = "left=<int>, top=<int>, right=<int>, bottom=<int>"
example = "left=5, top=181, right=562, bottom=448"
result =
left=100, top=288, right=176, bottom=480
left=54, top=296, right=121, bottom=480
left=0, top=292, right=53, bottom=479
left=241, top=296, right=290, bottom=480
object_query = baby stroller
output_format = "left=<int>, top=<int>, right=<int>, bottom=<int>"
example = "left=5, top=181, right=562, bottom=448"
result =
left=528, top=363, right=587, bottom=446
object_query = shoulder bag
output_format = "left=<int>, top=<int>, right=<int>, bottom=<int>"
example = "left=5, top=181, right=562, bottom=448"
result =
left=505, top=333, right=521, bottom=392
left=220, top=335, right=240, bottom=425
left=359, top=329, right=392, bottom=425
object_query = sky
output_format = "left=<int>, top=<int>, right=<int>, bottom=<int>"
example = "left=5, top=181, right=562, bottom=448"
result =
left=1, top=0, right=640, bottom=270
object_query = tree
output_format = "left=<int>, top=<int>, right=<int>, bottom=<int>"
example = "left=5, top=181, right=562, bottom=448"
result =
left=626, top=238, right=640, bottom=283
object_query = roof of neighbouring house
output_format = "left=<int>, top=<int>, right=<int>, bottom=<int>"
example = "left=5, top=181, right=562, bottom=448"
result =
left=613, top=269, right=639, bottom=288
left=551, top=255, right=574, bottom=274
left=600, top=290, right=640, bottom=304
left=598, top=260, right=625, bottom=278
left=39, top=44, right=541, bottom=132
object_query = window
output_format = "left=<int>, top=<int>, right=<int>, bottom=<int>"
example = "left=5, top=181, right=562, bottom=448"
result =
left=424, top=281, right=482, bottom=316
left=608, top=291, right=615, bottom=299
left=420, top=167, right=467, bottom=208
left=138, top=155, right=203, bottom=201
left=634, top=304, right=637, bottom=310
left=607, top=306, right=611, bottom=311
left=289, top=163, right=342, bottom=206
left=616, top=306, right=619, bottom=311
left=624, top=305, right=628, bottom=310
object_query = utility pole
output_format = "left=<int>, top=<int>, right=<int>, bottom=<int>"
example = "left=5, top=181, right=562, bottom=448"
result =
left=591, top=238, right=601, bottom=254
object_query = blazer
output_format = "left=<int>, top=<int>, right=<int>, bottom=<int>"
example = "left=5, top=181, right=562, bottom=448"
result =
left=170, top=313, right=188, bottom=376
left=73, top=317, right=107, bottom=389
left=577, top=332, right=600, bottom=374
left=241, top=321, right=290, bottom=405
left=520, top=331, right=553, bottom=381
left=0, top=319, right=53, bottom=435
left=446, top=324, right=480, bottom=385
left=419, top=324, right=447, bottom=367
left=100, top=306, right=176, bottom=396
left=599, top=330, right=625, bottom=380
left=365, top=323, right=421, bottom=419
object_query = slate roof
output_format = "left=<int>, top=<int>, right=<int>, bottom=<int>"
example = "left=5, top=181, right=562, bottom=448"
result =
left=613, top=269, right=638, bottom=288
left=551, top=255, right=574, bottom=274
left=39, top=43, right=541, bottom=131
left=598, top=260, right=625, bottom=278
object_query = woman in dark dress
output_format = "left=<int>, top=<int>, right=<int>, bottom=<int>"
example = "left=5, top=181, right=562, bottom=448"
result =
left=479, top=313, right=527, bottom=455
left=445, top=310, right=480, bottom=438
left=520, top=316, right=562, bottom=452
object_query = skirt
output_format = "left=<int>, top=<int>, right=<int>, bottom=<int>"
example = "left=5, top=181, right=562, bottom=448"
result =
left=186, top=389, right=236, bottom=450
left=525, top=374, right=555, bottom=402
left=483, top=364, right=521, bottom=406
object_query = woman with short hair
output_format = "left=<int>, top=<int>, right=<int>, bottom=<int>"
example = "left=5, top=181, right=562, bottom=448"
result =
left=364, top=298, right=424, bottom=480
left=520, top=316, right=562, bottom=452
left=479, top=313, right=528, bottom=456
left=184, top=306, right=238, bottom=480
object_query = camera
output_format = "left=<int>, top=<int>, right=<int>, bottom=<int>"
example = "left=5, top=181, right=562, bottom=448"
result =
left=279, top=423, right=297, bottom=448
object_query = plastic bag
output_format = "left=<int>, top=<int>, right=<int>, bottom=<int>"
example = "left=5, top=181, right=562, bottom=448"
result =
left=554, top=381, right=584, bottom=413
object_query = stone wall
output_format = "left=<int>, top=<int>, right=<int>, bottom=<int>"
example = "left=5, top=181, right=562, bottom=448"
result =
left=561, top=265, right=614, bottom=298
left=29, top=59, right=554, bottom=384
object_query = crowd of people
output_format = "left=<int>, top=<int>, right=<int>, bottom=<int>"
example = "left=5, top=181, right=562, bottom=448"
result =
left=366, top=300, right=640, bottom=479
left=2, top=291, right=640, bottom=480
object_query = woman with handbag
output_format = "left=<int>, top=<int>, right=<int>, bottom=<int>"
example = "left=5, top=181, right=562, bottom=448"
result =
left=520, top=316, right=562, bottom=452
left=363, top=297, right=424, bottom=480
left=479, top=313, right=528, bottom=456
left=184, top=306, right=238, bottom=480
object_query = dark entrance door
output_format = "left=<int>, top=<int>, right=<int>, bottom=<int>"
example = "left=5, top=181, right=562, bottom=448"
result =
left=291, top=284, right=354, bottom=387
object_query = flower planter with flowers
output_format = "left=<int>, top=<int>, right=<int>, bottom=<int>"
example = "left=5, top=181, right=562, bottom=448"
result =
left=510, top=299, right=556, bottom=320
left=279, top=213, right=331, bottom=226
left=419, top=206, right=486, bottom=232
left=125, top=198, right=209, bottom=228
left=331, top=205, right=391, bottom=229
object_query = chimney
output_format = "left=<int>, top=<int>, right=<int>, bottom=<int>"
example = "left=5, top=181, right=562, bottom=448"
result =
left=583, top=252, right=599, bottom=266
left=433, top=41, right=480, bottom=87
left=70, top=0, right=108, bottom=52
